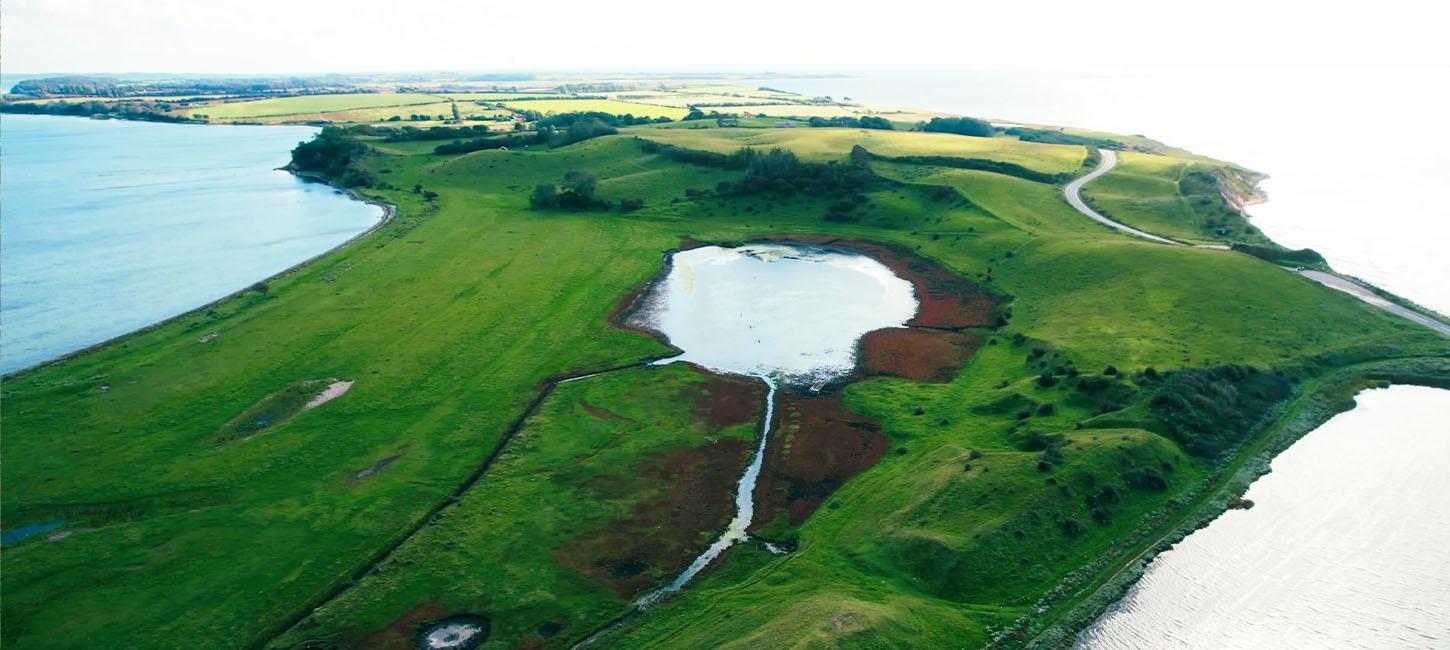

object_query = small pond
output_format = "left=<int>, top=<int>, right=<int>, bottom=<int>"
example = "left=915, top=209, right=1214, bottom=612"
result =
left=630, top=243, right=918, bottom=386
left=629, top=242, right=919, bottom=602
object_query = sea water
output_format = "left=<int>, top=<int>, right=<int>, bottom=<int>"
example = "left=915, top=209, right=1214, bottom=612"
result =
left=0, top=114, right=382, bottom=373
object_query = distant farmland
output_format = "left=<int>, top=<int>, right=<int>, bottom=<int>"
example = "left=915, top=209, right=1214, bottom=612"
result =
left=500, top=98, right=689, bottom=120
left=188, top=93, right=445, bottom=119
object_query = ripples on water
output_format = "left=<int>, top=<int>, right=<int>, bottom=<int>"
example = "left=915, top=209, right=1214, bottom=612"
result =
left=1076, top=386, right=1450, bottom=649
left=0, top=115, right=382, bottom=373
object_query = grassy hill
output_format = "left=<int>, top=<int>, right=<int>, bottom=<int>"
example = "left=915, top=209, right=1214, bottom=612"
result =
left=2, top=117, right=1445, bottom=650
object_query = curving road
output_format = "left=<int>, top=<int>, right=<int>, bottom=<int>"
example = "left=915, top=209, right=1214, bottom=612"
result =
left=1062, top=150, right=1179, bottom=245
left=1064, top=149, right=1450, bottom=337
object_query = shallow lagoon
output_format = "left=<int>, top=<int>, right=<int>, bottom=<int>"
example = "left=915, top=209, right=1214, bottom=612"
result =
left=631, top=243, right=918, bottom=385
left=0, top=115, right=382, bottom=373
left=629, top=242, right=917, bottom=599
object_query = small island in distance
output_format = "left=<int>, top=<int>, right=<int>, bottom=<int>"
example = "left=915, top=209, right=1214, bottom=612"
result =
left=2, top=71, right=1447, bottom=650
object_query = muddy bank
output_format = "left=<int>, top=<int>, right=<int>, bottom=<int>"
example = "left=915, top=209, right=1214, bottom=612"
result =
left=858, top=328, right=985, bottom=383
left=557, top=372, right=765, bottom=597
left=358, top=602, right=447, bottom=649
left=558, top=437, right=755, bottom=596
left=749, top=391, right=890, bottom=532
left=753, top=234, right=1004, bottom=329
left=691, top=367, right=767, bottom=428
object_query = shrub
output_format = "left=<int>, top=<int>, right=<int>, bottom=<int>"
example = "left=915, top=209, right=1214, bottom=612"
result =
left=529, top=184, right=558, bottom=208
left=1147, top=364, right=1292, bottom=457
left=1124, top=466, right=1168, bottom=490
left=1060, top=519, right=1086, bottom=537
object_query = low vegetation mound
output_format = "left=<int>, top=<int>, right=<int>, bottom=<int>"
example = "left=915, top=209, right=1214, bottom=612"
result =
left=1005, top=126, right=1135, bottom=151
left=1145, top=365, right=1292, bottom=457
left=1231, top=242, right=1326, bottom=266
left=864, top=149, right=1074, bottom=184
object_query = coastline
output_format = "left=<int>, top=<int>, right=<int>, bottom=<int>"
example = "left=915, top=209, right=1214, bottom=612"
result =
left=0, top=169, right=394, bottom=381
left=5, top=98, right=1447, bottom=648
left=994, top=356, right=1450, bottom=649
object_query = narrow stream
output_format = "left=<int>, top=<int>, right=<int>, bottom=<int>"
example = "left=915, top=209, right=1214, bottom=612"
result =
left=639, top=375, right=777, bottom=606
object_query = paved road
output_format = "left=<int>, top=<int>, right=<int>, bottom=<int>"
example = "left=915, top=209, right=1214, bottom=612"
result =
left=1062, top=150, right=1179, bottom=245
left=1064, top=149, right=1450, bottom=338
left=1297, top=270, right=1450, bottom=337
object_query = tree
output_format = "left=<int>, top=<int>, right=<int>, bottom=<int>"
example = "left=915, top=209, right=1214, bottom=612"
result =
left=529, top=184, right=558, bottom=208
left=562, top=171, right=598, bottom=198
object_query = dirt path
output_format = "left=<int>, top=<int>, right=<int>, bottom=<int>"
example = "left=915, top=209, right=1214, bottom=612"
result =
left=1064, top=150, right=1450, bottom=338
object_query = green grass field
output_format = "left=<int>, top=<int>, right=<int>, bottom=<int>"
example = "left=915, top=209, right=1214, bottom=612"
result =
left=1082, top=152, right=1268, bottom=245
left=188, top=93, right=445, bottom=119
left=2, top=120, right=1444, bottom=650
left=631, top=126, right=1088, bottom=175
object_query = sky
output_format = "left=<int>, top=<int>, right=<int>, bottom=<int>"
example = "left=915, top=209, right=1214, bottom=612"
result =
left=3, top=0, right=1449, bottom=75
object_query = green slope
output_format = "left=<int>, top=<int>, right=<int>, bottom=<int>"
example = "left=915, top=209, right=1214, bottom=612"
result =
left=2, top=125, right=1444, bottom=650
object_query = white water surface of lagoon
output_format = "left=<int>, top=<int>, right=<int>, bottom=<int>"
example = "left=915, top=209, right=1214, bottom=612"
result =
left=629, top=242, right=916, bottom=601
left=1076, top=386, right=1450, bottom=649
left=632, top=243, right=917, bottom=385
left=0, top=114, right=383, bottom=374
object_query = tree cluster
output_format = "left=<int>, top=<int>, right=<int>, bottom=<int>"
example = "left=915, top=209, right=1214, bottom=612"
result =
left=806, top=115, right=894, bottom=130
left=385, top=125, right=497, bottom=142
left=1004, top=127, right=1128, bottom=150
left=1, top=99, right=194, bottom=123
left=433, top=131, right=549, bottom=155
left=289, top=127, right=373, bottom=186
left=918, top=116, right=995, bottom=137
left=529, top=171, right=611, bottom=210
left=682, top=108, right=741, bottom=121
left=1147, top=365, right=1292, bottom=458
left=532, top=111, right=666, bottom=129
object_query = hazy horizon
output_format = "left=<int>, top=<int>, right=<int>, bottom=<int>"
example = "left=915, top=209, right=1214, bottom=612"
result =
left=5, top=0, right=1448, bottom=74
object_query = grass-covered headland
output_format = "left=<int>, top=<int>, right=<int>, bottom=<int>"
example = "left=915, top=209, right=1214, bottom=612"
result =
left=2, top=103, right=1446, bottom=650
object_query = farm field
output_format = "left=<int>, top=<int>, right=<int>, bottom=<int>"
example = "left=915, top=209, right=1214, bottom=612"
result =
left=239, top=102, right=512, bottom=125
left=434, top=92, right=567, bottom=101
left=186, top=93, right=446, bottom=119
left=2, top=110, right=1445, bottom=650
left=632, top=126, right=1089, bottom=175
left=498, top=98, right=690, bottom=119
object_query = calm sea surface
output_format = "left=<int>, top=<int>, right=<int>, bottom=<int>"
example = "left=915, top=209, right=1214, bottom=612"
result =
left=0, top=114, right=381, bottom=373
left=1076, top=386, right=1450, bottom=649
left=748, top=66, right=1450, bottom=647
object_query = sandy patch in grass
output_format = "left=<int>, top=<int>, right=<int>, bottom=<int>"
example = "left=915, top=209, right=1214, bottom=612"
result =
left=305, top=380, right=354, bottom=409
